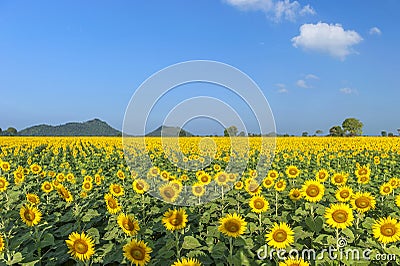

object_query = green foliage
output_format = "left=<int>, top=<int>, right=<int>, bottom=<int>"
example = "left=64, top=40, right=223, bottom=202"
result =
left=342, top=118, right=363, bottom=136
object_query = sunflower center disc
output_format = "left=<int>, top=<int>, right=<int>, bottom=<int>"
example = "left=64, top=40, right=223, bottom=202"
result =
left=123, top=221, right=134, bottom=231
left=332, top=210, right=348, bottom=223
left=74, top=240, right=88, bottom=254
left=381, top=225, right=396, bottom=237
left=335, top=177, right=343, bottom=183
left=24, top=211, right=35, bottom=221
left=273, top=230, right=287, bottom=242
left=307, top=186, right=319, bottom=197
left=170, top=218, right=181, bottom=226
left=340, top=191, right=349, bottom=198
left=108, top=199, right=117, bottom=208
left=255, top=201, right=264, bottom=209
left=355, top=198, right=368, bottom=208
left=131, top=248, right=145, bottom=260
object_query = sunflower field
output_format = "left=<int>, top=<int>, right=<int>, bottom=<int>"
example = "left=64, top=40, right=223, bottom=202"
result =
left=0, top=136, right=400, bottom=266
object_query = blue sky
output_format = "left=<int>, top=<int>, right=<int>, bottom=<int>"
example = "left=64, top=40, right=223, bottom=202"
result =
left=1, top=0, right=399, bottom=135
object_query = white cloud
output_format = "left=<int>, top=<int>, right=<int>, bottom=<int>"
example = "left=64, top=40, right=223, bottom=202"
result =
left=276, top=83, right=288, bottom=93
left=340, top=87, right=358, bottom=94
left=369, top=27, right=381, bottom=35
left=296, top=79, right=310, bottom=88
left=291, top=22, right=363, bottom=60
left=296, top=74, right=318, bottom=88
left=224, top=0, right=315, bottom=22
left=305, top=74, right=319, bottom=80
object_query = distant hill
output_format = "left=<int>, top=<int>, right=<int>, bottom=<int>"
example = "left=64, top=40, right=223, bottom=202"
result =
left=16, top=119, right=122, bottom=136
left=146, top=125, right=193, bottom=137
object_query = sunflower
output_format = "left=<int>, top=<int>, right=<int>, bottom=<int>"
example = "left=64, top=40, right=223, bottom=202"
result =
left=274, top=179, right=286, bottom=192
left=266, top=222, right=294, bottom=249
left=110, top=184, right=124, bottom=197
left=57, top=186, right=73, bottom=203
left=245, top=179, right=262, bottom=195
left=396, top=194, right=400, bottom=208
left=279, top=257, right=310, bottom=266
left=315, top=169, right=329, bottom=182
left=192, top=183, right=205, bottom=197
left=132, top=179, right=149, bottom=194
left=289, top=188, right=302, bottom=201
left=213, top=164, right=221, bottom=171
left=162, top=209, right=188, bottom=231
left=84, top=175, right=93, bottom=182
left=262, top=177, right=275, bottom=189
left=335, top=186, right=353, bottom=202
left=66, top=173, right=75, bottom=183
left=20, top=204, right=42, bottom=226
left=104, top=193, right=122, bottom=214
left=117, top=170, right=125, bottom=180
left=82, top=181, right=93, bottom=192
left=94, top=174, right=102, bottom=185
left=372, top=217, right=400, bottom=244
left=331, top=173, right=348, bottom=186
left=56, top=173, right=65, bottom=183
left=350, top=192, right=376, bottom=213
left=215, top=172, right=229, bottom=186
left=41, top=181, right=53, bottom=193
left=234, top=181, right=244, bottom=190
left=123, top=239, right=152, bottom=266
left=170, top=180, right=183, bottom=192
left=286, top=165, right=300, bottom=178
left=389, top=178, right=400, bottom=189
left=324, top=203, right=354, bottom=229
left=301, top=180, right=324, bottom=202
left=13, top=171, right=25, bottom=184
left=172, top=257, right=202, bottom=266
left=267, top=170, right=279, bottom=179
left=380, top=183, right=393, bottom=196
left=149, top=166, right=160, bottom=177
left=0, top=177, right=9, bottom=192
left=117, top=213, right=140, bottom=236
left=198, top=173, right=212, bottom=185
left=218, top=213, right=247, bottom=238
left=159, top=183, right=179, bottom=203
left=0, top=233, right=4, bottom=253
left=160, top=170, right=170, bottom=181
left=65, top=231, right=95, bottom=261
left=249, top=195, right=269, bottom=213
left=357, top=175, right=370, bottom=185
left=26, top=193, right=40, bottom=205
left=355, top=164, right=371, bottom=179
left=0, top=161, right=10, bottom=172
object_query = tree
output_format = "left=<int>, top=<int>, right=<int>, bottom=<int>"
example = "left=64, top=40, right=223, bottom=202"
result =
left=6, top=127, right=17, bottom=135
left=381, top=131, right=387, bottom=137
left=388, top=132, right=394, bottom=137
left=315, top=130, right=323, bottom=135
left=329, top=126, right=344, bottom=136
left=224, top=126, right=238, bottom=137
left=238, top=131, right=246, bottom=137
left=302, top=132, right=308, bottom=137
left=342, top=118, right=363, bottom=136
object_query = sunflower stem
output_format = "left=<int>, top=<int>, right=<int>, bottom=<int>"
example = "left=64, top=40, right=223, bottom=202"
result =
left=175, top=230, right=181, bottom=259
left=275, top=191, right=278, bottom=217
left=34, top=226, right=42, bottom=266
left=229, top=237, right=233, bottom=265
left=258, top=213, right=262, bottom=235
